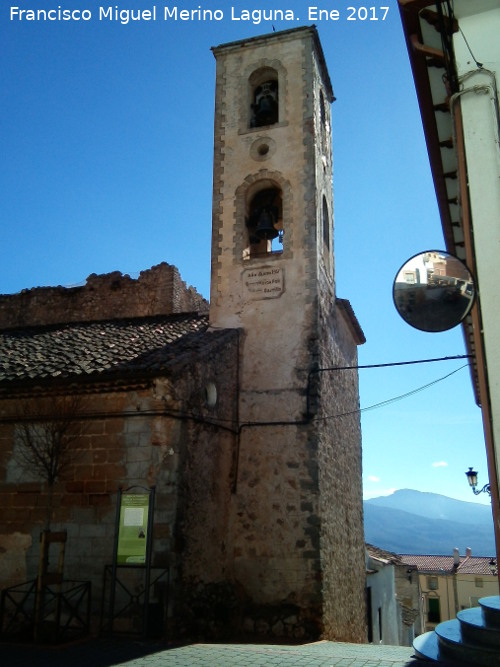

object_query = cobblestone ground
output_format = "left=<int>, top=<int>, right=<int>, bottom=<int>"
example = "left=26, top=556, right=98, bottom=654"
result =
left=0, top=639, right=427, bottom=667
left=140, top=642, right=424, bottom=667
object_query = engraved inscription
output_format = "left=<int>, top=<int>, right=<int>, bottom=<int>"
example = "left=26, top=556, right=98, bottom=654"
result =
left=242, top=266, right=284, bottom=299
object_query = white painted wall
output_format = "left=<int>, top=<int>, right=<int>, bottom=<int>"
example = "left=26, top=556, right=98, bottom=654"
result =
left=453, top=4, right=500, bottom=489
left=366, top=560, right=400, bottom=644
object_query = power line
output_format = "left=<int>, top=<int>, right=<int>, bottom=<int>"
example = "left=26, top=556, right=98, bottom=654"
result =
left=319, top=363, right=469, bottom=422
left=311, top=354, right=471, bottom=375
left=306, top=354, right=472, bottom=418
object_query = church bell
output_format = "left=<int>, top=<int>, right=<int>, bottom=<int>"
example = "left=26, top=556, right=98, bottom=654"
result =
left=253, top=209, right=279, bottom=240
left=255, top=96, right=276, bottom=126
left=253, top=81, right=278, bottom=127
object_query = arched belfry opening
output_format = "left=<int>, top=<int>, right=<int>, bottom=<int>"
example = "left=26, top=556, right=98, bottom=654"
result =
left=249, top=67, right=279, bottom=128
left=244, top=184, right=283, bottom=258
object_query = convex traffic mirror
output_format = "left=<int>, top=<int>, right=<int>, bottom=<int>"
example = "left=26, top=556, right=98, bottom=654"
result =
left=393, top=251, right=475, bottom=332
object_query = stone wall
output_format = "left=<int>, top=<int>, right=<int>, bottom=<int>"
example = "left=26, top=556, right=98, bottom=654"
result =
left=0, top=330, right=239, bottom=637
left=0, top=387, right=181, bottom=632
left=207, top=28, right=367, bottom=643
left=220, top=417, right=325, bottom=641
left=0, top=263, right=208, bottom=329
left=316, top=298, right=367, bottom=643
left=394, top=562, right=422, bottom=643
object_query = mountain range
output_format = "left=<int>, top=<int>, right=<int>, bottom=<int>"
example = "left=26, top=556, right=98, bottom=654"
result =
left=363, top=489, right=495, bottom=556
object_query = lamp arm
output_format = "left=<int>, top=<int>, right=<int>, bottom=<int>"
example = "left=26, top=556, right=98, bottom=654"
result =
left=472, top=483, right=491, bottom=496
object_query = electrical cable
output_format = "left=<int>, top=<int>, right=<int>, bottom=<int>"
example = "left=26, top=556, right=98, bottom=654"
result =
left=436, top=0, right=459, bottom=92
left=318, top=363, right=469, bottom=422
left=310, top=353, right=471, bottom=375
left=458, top=27, right=483, bottom=69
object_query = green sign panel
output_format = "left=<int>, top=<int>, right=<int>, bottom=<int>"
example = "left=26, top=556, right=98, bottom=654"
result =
left=117, top=493, right=150, bottom=565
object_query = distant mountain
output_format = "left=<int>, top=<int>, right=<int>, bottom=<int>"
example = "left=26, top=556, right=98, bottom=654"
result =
left=364, top=489, right=495, bottom=556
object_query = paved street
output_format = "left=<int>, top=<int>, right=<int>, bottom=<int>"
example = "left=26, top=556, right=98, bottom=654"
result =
left=0, top=638, right=426, bottom=667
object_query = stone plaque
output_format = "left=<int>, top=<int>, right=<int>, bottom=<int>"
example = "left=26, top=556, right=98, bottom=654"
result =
left=242, top=266, right=284, bottom=299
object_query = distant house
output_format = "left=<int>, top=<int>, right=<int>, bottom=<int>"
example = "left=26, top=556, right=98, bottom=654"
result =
left=400, top=549, right=498, bottom=633
left=366, top=545, right=421, bottom=646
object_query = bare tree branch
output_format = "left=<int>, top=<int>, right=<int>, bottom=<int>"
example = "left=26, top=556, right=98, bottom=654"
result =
left=14, top=394, right=87, bottom=528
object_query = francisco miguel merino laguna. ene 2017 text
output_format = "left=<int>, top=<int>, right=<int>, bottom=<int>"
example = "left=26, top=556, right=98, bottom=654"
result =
left=9, top=5, right=390, bottom=24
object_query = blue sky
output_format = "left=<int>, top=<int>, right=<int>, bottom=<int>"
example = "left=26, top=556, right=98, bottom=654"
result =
left=1, top=1, right=490, bottom=505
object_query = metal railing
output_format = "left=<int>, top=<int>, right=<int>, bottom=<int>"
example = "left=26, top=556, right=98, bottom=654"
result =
left=0, top=579, right=91, bottom=643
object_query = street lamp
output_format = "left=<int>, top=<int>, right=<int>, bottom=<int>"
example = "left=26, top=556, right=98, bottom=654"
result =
left=465, top=467, right=491, bottom=496
left=489, top=559, right=497, bottom=576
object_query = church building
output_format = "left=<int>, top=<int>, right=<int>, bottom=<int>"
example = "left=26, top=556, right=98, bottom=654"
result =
left=0, top=27, right=366, bottom=643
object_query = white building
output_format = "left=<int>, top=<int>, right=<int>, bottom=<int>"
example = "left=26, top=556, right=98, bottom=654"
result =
left=401, top=550, right=498, bottom=632
left=399, top=0, right=500, bottom=576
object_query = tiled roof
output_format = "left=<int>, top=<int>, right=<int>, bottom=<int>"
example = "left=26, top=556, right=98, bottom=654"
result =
left=399, top=554, right=457, bottom=573
left=399, top=554, right=496, bottom=576
left=337, top=299, right=366, bottom=345
left=0, top=313, right=219, bottom=388
left=457, top=557, right=497, bottom=576
left=366, top=544, right=402, bottom=565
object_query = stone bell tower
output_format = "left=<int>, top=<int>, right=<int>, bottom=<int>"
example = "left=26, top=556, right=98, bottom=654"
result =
left=210, top=27, right=367, bottom=642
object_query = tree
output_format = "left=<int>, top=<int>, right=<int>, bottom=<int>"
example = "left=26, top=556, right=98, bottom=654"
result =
left=14, top=394, right=86, bottom=529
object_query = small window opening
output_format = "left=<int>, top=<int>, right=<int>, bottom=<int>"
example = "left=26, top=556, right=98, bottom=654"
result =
left=320, top=90, right=326, bottom=126
left=322, top=197, right=330, bottom=250
left=320, top=90, right=327, bottom=144
left=245, top=187, right=283, bottom=258
left=251, top=80, right=279, bottom=128
left=427, top=576, right=438, bottom=590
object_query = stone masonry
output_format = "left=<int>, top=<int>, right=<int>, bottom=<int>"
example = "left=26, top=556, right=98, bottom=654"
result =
left=0, top=274, right=239, bottom=637
left=209, top=28, right=367, bottom=642
left=0, top=262, right=207, bottom=329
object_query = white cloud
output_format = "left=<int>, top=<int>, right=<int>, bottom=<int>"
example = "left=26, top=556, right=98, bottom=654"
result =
left=432, top=461, right=448, bottom=468
left=367, top=475, right=381, bottom=483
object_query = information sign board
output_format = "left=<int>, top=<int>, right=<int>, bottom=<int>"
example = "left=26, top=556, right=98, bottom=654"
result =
left=117, top=493, right=150, bottom=565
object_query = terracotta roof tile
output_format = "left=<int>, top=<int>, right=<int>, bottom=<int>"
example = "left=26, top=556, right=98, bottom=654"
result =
left=366, top=544, right=402, bottom=564
left=399, top=554, right=496, bottom=576
left=0, top=313, right=218, bottom=387
left=456, top=556, right=497, bottom=576
left=399, top=554, right=457, bottom=573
